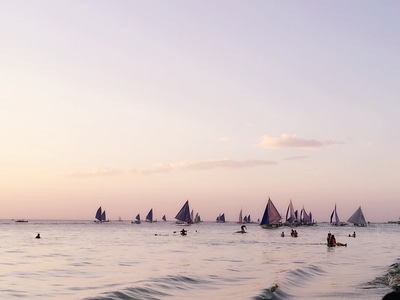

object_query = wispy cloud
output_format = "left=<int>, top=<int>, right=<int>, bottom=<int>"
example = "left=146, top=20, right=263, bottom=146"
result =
left=135, top=159, right=276, bottom=175
left=68, top=167, right=124, bottom=178
left=257, top=133, right=342, bottom=150
left=284, top=155, right=309, bottom=161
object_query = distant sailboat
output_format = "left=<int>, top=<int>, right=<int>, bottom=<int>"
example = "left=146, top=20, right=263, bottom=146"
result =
left=237, top=209, right=244, bottom=224
left=146, top=209, right=153, bottom=223
left=285, top=200, right=296, bottom=225
left=132, top=214, right=141, bottom=224
left=260, top=198, right=282, bottom=228
left=95, top=206, right=102, bottom=222
left=101, top=210, right=108, bottom=222
left=330, top=204, right=346, bottom=226
left=347, top=206, right=367, bottom=227
left=216, top=213, right=226, bottom=223
left=175, top=200, right=191, bottom=225
left=194, top=212, right=201, bottom=223
left=300, top=207, right=313, bottom=225
left=162, top=215, right=166, bottom=222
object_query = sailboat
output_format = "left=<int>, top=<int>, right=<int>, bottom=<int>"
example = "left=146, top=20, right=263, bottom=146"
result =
left=347, top=206, right=367, bottom=227
left=162, top=215, right=166, bottom=222
left=237, top=209, right=245, bottom=224
left=146, top=209, right=153, bottom=223
left=300, top=207, right=313, bottom=226
left=175, top=200, right=191, bottom=225
left=260, top=198, right=282, bottom=228
left=216, top=213, right=226, bottom=223
left=194, top=212, right=201, bottom=223
left=101, top=210, right=109, bottom=222
left=330, top=204, right=346, bottom=226
left=95, top=206, right=102, bottom=222
left=285, top=200, right=297, bottom=226
left=132, top=214, right=141, bottom=224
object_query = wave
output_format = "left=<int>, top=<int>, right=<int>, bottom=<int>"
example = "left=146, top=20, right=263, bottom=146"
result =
left=366, top=260, right=400, bottom=292
left=251, top=264, right=325, bottom=300
left=81, top=274, right=213, bottom=300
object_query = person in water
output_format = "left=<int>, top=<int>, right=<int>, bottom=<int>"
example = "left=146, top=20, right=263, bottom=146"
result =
left=382, top=291, right=400, bottom=300
left=281, top=231, right=285, bottom=237
left=327, top=233, right=347, bottom=247
left=35, top=233, right=41, bottom=239
left=236, top=225, right=247, bottom=233
left=180, top=228, right=187, bottom=236
left=327, top=232, right=333, bottom=246
left=330, top=234, right=337, bottom=246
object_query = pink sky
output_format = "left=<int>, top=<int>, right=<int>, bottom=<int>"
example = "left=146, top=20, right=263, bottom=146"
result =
left=1, top=1, right=399, bottom=222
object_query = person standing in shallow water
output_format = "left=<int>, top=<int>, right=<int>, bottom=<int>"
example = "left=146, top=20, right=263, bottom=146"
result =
left=327, top=232, right=331, bottom=245
left=35, top=233, right=40, bottom=239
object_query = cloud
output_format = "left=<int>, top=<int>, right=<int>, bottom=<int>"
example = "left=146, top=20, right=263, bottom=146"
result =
left=136, top=159, right=276, bottom=175
left=284, top=155, right=309, bottom=161
left=257, top=133, right=341, bottom=150
left=68, top=167, right=124, bottom=178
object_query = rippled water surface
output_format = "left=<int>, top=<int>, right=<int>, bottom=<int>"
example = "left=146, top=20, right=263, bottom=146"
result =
left=0, top=220, right=398, bottom=299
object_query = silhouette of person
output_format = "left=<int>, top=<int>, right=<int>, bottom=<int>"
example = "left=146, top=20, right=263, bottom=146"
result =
left=382, top=291, right=400, bottom=300
left=35, top=233, right=41, bottom=239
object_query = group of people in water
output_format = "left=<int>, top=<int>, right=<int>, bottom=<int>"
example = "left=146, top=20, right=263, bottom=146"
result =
left=327, top=232, right=348, bottom=247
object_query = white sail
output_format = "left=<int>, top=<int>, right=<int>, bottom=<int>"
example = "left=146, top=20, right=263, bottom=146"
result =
left=347, top=206, right=367, bottom=226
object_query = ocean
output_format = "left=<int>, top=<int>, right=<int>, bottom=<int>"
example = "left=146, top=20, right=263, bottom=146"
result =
left=1, top=220, right=398, bottom=299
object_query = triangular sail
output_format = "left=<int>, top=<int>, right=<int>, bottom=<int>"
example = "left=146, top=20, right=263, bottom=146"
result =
left=175, top=200, right=191, bottom=223
left=101, top=210, right=106, bottom=222
left=285, top=200, right=296, bottom=224
left=217, top=213, right=226, bottom=223
left=260, top=198, right=282, bottom=226
left=301, top=207, right=311, bottom=224
left=95, top=207, right=102, bottom=222
left=347, top=206, right=367, bottom=226
left=136, top=214, right=140, bottom=221
left=220, top=213, right=225, bottom=222
left=146, top=209, right=153, bottom=223
left=330, top=204, right=340, bottom=225
left=162, top=215, right=166, bottom=221
left=238, top=209, right=243, bottom=223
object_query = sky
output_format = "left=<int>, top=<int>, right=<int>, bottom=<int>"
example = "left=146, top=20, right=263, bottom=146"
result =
left=1, top=1, right=399, bottom=222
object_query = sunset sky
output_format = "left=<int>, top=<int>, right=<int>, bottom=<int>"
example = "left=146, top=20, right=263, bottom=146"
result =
left=1, top=1, right=399, bottom=222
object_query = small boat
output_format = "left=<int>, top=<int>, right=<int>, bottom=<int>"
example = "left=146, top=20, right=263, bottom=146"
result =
left=347, top=206, right=367, bottom=226
left=162, top=215, right=166, bottom=222
left=146, top=209, right=153, bottom=223
left=260, top=198, right=282, bottom=228
left=132, top=214, right=141, bottom=224
left=15, top=219, right=28, bottom=223
left=175, top=200, right=191, bottom=225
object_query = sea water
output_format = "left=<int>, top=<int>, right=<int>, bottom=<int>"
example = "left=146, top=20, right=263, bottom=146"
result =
left=0, top=220, right=398, bottom=299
